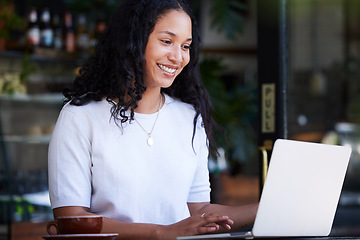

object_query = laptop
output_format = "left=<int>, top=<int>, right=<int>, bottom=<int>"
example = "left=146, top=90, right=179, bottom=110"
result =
left=177, top=139, right=352, bottom=239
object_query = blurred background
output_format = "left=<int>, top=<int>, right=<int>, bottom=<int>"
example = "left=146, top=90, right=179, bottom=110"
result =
left=0, top=0, right=360, bottom=239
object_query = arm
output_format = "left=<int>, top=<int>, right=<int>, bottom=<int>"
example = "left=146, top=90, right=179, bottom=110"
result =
left=188, top=202, right=258, bottom=232
left=53, top=206, right=232, bottom=240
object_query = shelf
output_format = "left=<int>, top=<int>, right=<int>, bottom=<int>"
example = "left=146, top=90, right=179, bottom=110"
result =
left=0, top=93, right=64, bottom=105
left=2, top=135, right=51, bottom=144
left=0, top=49, right=87, bottom=65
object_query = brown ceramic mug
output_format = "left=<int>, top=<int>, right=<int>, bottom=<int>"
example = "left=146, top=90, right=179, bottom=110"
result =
left=46, top=215, right=103, bottom=235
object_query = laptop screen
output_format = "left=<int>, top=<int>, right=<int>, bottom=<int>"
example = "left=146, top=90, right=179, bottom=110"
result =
left=252, top=139, right=351, bottom=237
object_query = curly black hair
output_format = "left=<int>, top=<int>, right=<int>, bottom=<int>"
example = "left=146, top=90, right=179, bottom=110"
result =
left=63, top=0, right=219, bottom=157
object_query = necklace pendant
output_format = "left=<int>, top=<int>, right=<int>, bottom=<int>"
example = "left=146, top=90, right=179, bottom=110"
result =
left=147, top=136, right=154, bottom=146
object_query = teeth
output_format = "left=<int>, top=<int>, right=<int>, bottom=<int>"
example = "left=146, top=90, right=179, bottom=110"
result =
left=158, top=64, right=176, bottom=74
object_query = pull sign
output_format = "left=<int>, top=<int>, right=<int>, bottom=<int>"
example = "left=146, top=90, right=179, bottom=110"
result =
left=262, top=83, right=275, bottom=133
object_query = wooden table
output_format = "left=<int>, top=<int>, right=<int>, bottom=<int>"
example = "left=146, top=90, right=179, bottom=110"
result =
left=11, top=221, right=47, bottom=240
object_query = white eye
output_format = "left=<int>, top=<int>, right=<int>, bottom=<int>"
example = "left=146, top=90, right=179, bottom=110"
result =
left=161, top=40, right=171, bottom=45
left=182, top=45, right=191, bottom=50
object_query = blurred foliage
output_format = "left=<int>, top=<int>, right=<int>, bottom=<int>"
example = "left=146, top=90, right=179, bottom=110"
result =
left=200, top=57, right=257, bottom=165
left=344, top=57, right=360, bottom=123
left=0, top=0, right=25, bottom=40
left=20, top=52, right=36, bottom=84
left=189, top=0, right=247, bottom=40
left=0, top=73, right=26, bottom=94
left=197, top=0, right=257, bottom=166
left=0, top=53, right=35, bottom=95
left=208, top=0, right=247, bottom=40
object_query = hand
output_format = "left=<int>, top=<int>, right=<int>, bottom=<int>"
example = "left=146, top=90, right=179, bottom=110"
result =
left=156, top=213, right=234, bottom=240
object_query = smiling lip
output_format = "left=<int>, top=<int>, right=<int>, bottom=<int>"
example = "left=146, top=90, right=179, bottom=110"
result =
left=158, top=64, right=177, bottom=74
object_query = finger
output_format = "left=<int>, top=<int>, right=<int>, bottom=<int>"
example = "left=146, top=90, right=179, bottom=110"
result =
left=196, top=225, right=220, bottom=235
left=202, top=215, right=230, bottom=225
left=206, top=221, right=230, bottom=230
left=219, top=223, right=232, bottom=230
left=217, top=219, right=234, bottom=226
left=199, top=213, right=228, bottom=221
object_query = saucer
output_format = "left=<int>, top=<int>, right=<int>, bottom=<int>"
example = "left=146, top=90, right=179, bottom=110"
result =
left=42, top=233, right=118, bottom=240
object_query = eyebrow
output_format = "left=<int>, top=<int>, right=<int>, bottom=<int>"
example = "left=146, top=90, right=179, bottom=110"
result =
left=160, top=30, right=192, bottom=42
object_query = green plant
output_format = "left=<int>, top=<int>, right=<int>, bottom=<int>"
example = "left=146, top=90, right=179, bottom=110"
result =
left=0, top=52, right=35, bottom=95
left=195, top=0, right=256, bottom=168
left=0, top=0, right=24, bottom=40
left=190, top=0, right=247, bottom=41
left=20, top=52, right=36, bottom=84
left=200, top=57, right=257, bottom=165
left=208, top=0, right=247, bottom=40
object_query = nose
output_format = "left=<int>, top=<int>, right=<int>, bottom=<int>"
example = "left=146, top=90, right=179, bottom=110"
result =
left=168, top=45, right=182, bottom=63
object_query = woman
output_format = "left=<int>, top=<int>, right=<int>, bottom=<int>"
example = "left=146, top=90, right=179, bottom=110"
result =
left=48, top=0, right=258, bottom=239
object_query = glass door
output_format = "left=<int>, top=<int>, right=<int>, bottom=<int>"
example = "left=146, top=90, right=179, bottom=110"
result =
left=257, top=0, right=360, bottom=232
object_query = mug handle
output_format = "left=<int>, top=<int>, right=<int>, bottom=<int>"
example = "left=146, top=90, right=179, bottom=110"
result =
left=46, top=221, right=58, bottom=235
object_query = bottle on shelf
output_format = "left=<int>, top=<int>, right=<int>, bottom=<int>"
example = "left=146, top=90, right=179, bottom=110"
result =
left=26, top=7, right=40, bottom=49
left=76, top=13, right=90, bottom=52
left=64, top=11, right=75, bottom=53
left=39, top=8, right=54, bottom=48
left=91, top=15, right=106, bottom=47
left=53, top=14, right=63, bottom=50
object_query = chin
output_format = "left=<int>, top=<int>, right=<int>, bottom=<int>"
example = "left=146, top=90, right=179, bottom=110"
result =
left=159, top=79, right=176, bottom=88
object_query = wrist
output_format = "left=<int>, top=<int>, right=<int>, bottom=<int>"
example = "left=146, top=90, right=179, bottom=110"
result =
left=151, top=224, right=166, bottom=240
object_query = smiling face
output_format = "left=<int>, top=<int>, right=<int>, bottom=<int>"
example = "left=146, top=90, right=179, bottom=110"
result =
left=143, top=10, right=192, bottom=89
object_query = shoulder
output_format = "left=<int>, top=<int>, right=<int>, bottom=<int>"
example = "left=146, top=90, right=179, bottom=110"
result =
left=163, top=94, right=204, bottom=129
left=61, top=98, right=112, bottom=117
left=164, top=94, right=195, bottom=115
left=53, top=99, right=114, bottom=139
left=56, top=99, right=113, bottom=129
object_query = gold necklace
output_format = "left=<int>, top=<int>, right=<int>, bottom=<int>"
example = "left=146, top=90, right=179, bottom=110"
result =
left=134, top=94, right=163, bottom=146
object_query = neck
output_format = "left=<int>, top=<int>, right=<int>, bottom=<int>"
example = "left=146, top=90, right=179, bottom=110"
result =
left=135, top=89, right=163, bottom=114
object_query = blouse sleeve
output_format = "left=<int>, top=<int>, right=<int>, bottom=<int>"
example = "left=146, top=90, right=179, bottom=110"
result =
left=187, top=116, right=211, bottom=203
left=48, top=105, right=93, bottom=209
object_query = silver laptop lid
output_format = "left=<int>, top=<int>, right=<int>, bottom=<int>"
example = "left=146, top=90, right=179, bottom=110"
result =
left=252, top=139, right=351, bottom=237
